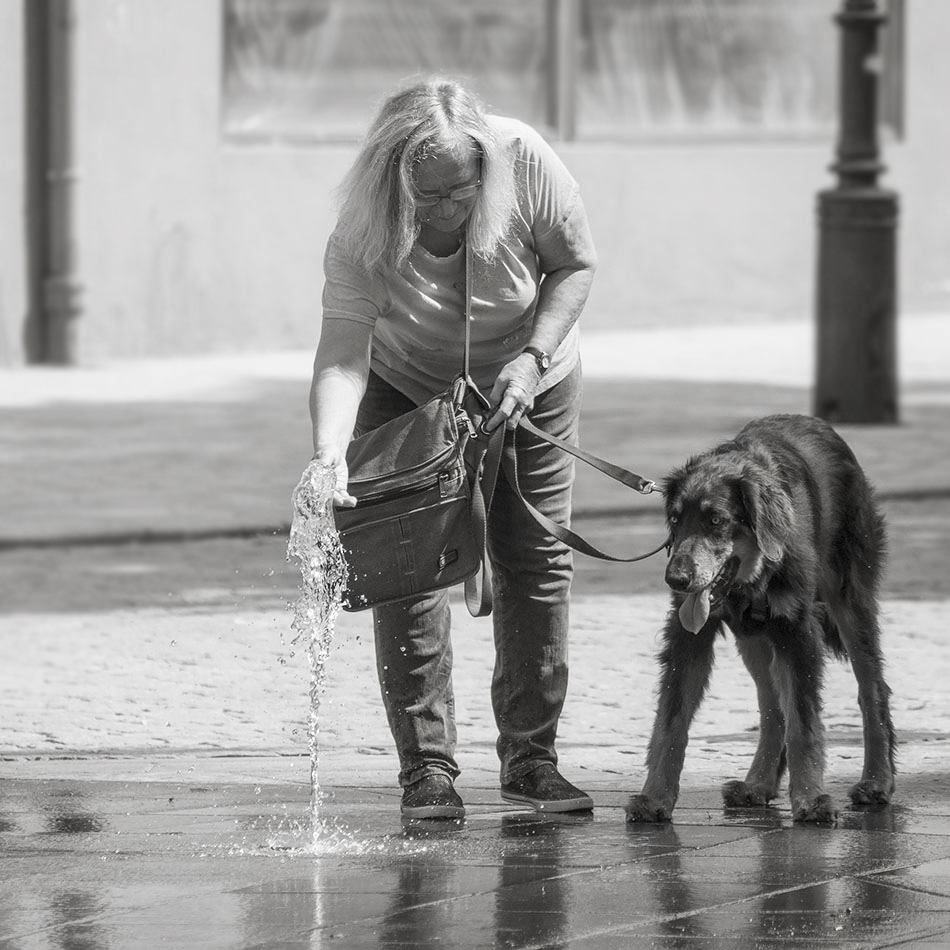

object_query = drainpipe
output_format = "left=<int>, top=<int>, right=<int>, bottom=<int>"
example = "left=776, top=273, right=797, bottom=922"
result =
left=814, top=0, right=899, bottom=424
left=43, top=0, right=83, bottom=365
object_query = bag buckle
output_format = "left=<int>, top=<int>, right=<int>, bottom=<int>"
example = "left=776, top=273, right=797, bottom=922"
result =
left=458, top=411, right=478, bottom=438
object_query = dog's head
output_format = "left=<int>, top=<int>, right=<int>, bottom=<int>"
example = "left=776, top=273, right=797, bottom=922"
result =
left=663, top=447, right=794, bottom=632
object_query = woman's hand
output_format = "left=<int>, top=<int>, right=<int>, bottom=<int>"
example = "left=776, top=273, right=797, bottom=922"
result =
left=313, top=448, right=357, bottom=508
left=485, top=353, right=542, bottom=432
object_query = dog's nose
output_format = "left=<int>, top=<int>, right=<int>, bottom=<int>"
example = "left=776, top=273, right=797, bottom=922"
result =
left=665, top=559, right=692, bottom=592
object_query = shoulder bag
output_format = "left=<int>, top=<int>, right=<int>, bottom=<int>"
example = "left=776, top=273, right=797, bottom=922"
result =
left=334, top=239, right=503, bottom=616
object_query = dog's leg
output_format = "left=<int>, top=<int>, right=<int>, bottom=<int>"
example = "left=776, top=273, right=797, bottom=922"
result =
left=722, top=634, right=787, bottom=807
left=769, top=614, right=838, bottom=823
left=833, top=604, right=896, bottom=807
left=626, top=622, right=717, bottom=823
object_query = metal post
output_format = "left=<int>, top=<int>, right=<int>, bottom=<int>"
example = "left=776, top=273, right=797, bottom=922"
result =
left=814, top=0, right=899, bottom=424
left=545, top=0, right=577, bottom=140
left=45, top=0, right=84, bottom=365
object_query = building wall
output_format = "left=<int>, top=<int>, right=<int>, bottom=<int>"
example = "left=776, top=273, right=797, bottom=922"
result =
left=1, top=0, right=947, bottom=365
left=892, top=0, right=950, bottom=313
left=74, top=1, right=344, bottom=361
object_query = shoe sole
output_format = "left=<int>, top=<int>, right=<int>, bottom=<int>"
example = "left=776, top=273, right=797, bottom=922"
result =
left=500, top=790, right=593, bottom=813
left=401, top=804, right=465, bottom=820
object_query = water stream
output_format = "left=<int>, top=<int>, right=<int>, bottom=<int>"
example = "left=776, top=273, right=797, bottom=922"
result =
left=287, top=459, right=347, bottom=842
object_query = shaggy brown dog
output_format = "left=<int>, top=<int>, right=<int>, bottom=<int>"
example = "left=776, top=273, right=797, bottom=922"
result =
left=626, top=414, right=896, bottom=824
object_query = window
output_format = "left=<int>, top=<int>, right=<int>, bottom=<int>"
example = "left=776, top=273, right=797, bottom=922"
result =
left=221, top=0, right=552, bottom=141
left=221, top=0, right=904, bottom=143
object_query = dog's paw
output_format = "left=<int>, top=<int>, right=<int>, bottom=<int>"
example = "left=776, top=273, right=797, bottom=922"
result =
left=793, top=793, right=839, bottom=825
left=721, top=780, right=775, bottom=808
left=625, top=794, right=673, bottom=823
left=848, top=779, right=893, bottom=808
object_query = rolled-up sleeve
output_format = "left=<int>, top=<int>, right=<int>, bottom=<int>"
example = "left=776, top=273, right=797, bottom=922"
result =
left=513, top=122, right=596, bottom=276
left=322, top=231, right=386, bottom=327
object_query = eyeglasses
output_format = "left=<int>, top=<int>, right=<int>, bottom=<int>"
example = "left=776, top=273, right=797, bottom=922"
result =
left=413, top=180, right=481, bottom=208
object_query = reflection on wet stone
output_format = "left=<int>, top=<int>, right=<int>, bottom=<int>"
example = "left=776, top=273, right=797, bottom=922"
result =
left=46, top=812, right=106, bottom=835
left=50, top=890, right=108, bottom=950
left=496, top=815, right=571, bottom=950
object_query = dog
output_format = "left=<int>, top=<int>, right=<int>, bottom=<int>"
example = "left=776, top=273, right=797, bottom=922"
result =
left=626, top=414, right=896, bottom=824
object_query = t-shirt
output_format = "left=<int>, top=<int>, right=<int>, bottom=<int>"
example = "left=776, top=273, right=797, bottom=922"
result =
left=322, top=115, right=585, bottom=405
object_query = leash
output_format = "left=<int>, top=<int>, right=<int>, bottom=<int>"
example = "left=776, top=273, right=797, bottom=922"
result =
left=506, top=421, right=671, bottom=563
left=519, top=416, right=657, bottom=496
left=461, top=236, right=668, bottom=618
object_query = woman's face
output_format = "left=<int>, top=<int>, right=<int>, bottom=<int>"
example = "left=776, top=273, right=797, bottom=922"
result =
left=412, top=150, right=481, bottom=234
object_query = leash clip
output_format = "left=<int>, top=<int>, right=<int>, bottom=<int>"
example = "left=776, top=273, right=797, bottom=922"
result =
left=639, top=479, right=657, bottom=495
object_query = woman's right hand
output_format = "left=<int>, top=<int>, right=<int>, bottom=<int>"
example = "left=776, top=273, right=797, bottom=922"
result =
left=313, top=448, right=357, bottom=508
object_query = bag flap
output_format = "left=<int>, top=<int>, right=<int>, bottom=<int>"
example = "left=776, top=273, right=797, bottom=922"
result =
left=346, top=389, right=460, bottom=487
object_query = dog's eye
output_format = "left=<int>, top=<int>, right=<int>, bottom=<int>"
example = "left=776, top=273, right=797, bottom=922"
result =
left=710, top=515, right=722, bottom=525
left=669, top=515, right=679, bottom=525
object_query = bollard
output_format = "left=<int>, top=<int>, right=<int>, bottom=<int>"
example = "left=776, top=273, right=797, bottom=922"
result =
left=814, top=0, right=899, bottom=424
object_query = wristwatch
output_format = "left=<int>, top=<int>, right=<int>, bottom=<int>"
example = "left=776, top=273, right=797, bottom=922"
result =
left=523, top=346, right=551, bottom=374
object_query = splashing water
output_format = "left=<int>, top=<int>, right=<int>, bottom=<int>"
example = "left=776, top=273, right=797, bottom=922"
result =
left=287, top=460, right=348, bottom=843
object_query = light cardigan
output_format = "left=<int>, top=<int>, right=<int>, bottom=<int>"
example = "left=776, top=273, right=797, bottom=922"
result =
left=321, top=116, right=588, bottom=405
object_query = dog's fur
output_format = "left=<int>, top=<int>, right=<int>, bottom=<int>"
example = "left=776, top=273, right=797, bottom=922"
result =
left=626, top=414, right=896, bottom=824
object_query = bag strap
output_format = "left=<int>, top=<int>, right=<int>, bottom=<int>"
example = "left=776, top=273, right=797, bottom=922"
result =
left=463, top=420, right=503, bottom=617
left=459, top=238, right=503, bottom=617
left=463, top=237, right=473, bottom=380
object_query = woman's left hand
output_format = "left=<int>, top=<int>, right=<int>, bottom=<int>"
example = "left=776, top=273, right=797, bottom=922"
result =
left=485, top=353, right=542, bottom=432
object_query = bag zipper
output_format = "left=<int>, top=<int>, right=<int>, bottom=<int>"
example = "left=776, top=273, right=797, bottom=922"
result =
left=356, top=470, right=457, bottom=506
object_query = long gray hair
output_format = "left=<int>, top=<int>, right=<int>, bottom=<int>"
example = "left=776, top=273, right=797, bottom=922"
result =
left=334, top=78, right=518, bottom=273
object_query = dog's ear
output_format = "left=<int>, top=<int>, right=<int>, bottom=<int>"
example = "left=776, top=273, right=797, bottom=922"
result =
left=740, top=468, right=794, bottom=561
left=662, top=467, right=686, bottom=521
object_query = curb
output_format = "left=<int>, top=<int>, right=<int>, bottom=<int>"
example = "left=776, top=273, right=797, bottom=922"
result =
left=2, top=486, right=948, bottom=551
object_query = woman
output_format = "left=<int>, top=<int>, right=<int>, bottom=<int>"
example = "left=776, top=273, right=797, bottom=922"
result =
left=310, top=78, right=597, bottom=820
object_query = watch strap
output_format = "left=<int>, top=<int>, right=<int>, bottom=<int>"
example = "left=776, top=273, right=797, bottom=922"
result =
left=523, top=345, right=550, bottom=373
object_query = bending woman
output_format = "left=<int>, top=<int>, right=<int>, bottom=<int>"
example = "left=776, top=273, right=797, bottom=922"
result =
left=310, top=78, right=597, bottom=820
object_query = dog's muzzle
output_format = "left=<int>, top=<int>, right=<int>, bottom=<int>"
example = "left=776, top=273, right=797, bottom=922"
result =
left=677, top=557, right=740, bottom=634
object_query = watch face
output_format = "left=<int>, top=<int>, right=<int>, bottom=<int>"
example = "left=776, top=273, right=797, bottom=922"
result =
left=526, top=347, right=550, bottom=372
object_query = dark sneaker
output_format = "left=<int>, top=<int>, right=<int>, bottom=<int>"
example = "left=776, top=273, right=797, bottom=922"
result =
left=401, top=773, right=465, bottom=820
left=501, top=763, right=594, bottom=813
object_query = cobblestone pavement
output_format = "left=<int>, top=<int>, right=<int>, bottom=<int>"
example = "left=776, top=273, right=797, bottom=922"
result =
left=2, top=315, right=949, bottom=948
left=2, top=313, right=947, bottom=781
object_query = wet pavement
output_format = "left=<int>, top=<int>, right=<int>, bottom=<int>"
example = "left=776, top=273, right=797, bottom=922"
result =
left=4, top=763, right=950, bottom=948
left=2, top=314, right=950, bottom=948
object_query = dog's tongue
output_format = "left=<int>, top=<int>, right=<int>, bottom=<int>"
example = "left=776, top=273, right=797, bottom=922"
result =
left=679, top=588, right=711, bottom=633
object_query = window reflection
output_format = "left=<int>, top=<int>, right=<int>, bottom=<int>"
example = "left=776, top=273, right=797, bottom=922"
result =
left=221, top=0, right=903, bottom=143
left=222, top=0, right=550, bottom=141
left=578, top=0, right=837, bottom=138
